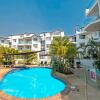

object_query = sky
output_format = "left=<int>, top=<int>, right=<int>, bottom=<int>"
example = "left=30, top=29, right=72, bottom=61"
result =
left=0, top=0, right=88, bottom=36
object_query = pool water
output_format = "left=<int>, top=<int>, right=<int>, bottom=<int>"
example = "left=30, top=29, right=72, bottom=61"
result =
left=0, top=68, right=66, bottom=99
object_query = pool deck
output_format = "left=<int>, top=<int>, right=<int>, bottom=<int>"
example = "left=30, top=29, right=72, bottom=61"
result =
left=0, top=67, right=100, bottom=100
left=56, top=72, right=100, bottom=100
left=0, top=68, right=11, bottom=80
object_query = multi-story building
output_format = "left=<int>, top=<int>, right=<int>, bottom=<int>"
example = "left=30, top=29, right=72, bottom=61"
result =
left=76, top=0, right=100, bottom=53
left=76, top=30, right=86, bottom=47
left=85, top=0, right=100, bottom=32
left=0, top=36, right=10, bottom=47
left=39, top=30, right=64, bottom=64
left=84, top=0, right=100, bottom=43
left=8, top=30, right=64, bottom=64
left=69, top=35, right=76, bottom=44
left=9, top=33, right=41, bottom=51
left=74, top=0, right=100, bottom=89
left=8, top=33, right=41, bottom=63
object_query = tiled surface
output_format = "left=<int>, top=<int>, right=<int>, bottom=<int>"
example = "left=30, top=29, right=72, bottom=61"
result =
left=0, top=91, right=61, bottom=100
left=56, top=73, right=100, bottom=100
left=0, top=68, right=11, bottom=80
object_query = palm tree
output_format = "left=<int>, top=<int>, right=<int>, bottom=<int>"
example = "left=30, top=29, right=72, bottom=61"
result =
left=21, top=50, right=37, bottom=64
left=0, top=45, right=19, bottom=65
left=49, top=36, right=77, bottom=73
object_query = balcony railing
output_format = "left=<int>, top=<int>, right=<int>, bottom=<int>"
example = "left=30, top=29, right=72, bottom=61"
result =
left=84, top=15, right=99, bottom=26
left=87, top=0, right=96, bottom=9
left=18, top=41, right=32, bottom=44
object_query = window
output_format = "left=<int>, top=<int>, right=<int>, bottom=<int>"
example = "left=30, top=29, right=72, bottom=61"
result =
left=79, top=35, right=85, bottom=39
left=46, top=37, right=51, bottom=41
left=19, top=39, right=23, bottom=44
left=73, top=37, right=76, bottom=42
left=41, top=61, right=43, bottom=64
left=40, top=56, right=45, bottom=59
left=26, top=46, right=31, bottom=49
left=33, top=44, right=38, bottom=48
left=41, top=47, right=45, bottom=50
left=46, top=44, right=50, bottom=48
left=33, top=38, right=38, bottom=41
left=18, top=47, right=23, bottom=50
left=41, top=40, right=45, bottom=44
left=1, top=40, right=4, bottom=43
left=13, top=39, right=16, bottom=42
left=44, top=61, right=47, bottom=64
left=94, top=32, right=97, bottom=36
left=98, top=32, right=100, bottom=37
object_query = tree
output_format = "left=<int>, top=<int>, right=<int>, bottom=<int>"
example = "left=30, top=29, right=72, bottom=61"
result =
left=21, top=50, right=37, bottom=64
left=83, top=39, right=100, bottom=70
left=49, top=36, right=77, bottom=73
left=0, top=45, right=19, bottom=63
left=84, top=38, right=100, bottom=59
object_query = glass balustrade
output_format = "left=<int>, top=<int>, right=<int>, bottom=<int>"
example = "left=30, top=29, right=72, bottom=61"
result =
left=18, top=41, right=32, bottom=44
left=84, top=16, right=99, bottom=26
left=87, top=0, right=96, bottom=9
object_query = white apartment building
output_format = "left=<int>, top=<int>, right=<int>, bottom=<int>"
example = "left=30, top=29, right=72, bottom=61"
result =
left=76, top=0, right=100, bottom=53
left=8, top=30, right=64, bottom=64
left=0, top=37, right=10, bottom=47
left=39, top=30, right=64, bottom=64
left=85, top=0, right=100, bottom=32
left=76, top=30, right=86, bottom=48
left=69, top=35, right=76, bottom=44
left=9, top=33, right=41, bottom=51
left=8, top=33, right=41, bottom=63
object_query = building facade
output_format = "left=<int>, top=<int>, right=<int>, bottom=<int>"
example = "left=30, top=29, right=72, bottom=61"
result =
left=74, top=0, right=100, bottom=89
left=69, top=35, right=76, bottom=44
left=0, top=37, right=10, bottom=47
left=39, top=30, right=64, bottom=64
left=8, top=30, right=64, bottom=64
left=76, top=0, right=100, bottom=54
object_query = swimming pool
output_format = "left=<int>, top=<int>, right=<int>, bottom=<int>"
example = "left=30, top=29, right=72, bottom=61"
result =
left=0, top=67, right=66, bottom=99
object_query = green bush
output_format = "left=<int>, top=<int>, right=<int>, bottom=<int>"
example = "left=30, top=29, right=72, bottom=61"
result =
left=94, top=60, right=100, bottom=70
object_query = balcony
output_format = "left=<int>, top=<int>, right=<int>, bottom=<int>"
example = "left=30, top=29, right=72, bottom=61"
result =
left=86, top=0, right=98, bottom=16
left=84, top=18, right=100, bottom=32
left=76, top=30, right=89, bottom=35
left=18, top=41, right=32, bottom=45
left=84, top=16, right=100, bottom=32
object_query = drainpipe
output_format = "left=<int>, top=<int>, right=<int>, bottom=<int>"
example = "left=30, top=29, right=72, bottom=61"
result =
left=97, top=0, right=100, bottom=17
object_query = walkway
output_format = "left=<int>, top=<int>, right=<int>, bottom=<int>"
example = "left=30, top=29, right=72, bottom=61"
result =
left=56, top=73, right=100, bottom=100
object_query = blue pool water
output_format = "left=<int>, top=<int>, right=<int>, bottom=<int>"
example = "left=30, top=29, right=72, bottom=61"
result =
left=0, top=68, right=66, bottom=99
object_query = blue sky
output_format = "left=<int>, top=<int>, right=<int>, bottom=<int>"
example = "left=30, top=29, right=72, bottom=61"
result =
left=0, top=0, right=87, bottom=36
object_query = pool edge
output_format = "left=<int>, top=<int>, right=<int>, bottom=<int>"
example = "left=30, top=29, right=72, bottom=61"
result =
left=0, top=66, right=70, bottom=100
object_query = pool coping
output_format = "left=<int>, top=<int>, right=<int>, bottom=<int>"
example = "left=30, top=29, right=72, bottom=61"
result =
left=0, top=66, right=70, bottom=100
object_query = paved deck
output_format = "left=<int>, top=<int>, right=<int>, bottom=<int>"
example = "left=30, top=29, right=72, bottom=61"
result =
left=56, top=73, right=100, bottom=100
left=0, top=68, right=11, bottom=80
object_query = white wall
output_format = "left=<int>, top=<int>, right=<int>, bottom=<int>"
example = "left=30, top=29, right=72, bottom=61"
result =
left=74, top=59, right=95, bottom=69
